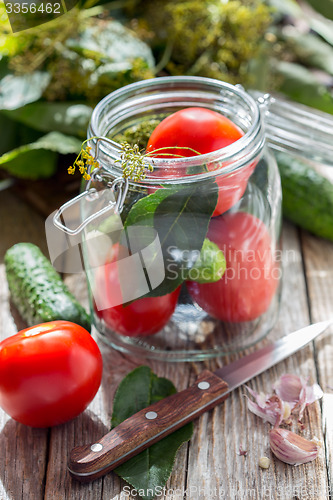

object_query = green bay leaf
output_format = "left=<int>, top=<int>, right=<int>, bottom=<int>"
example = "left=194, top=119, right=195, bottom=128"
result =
left=3, top=102, right=93, bottom=138
left=112, top=366, right=193, bottom=500
left=0, top=148, right=57, bottom=179
left=0, top=131, right=81, bottom=179
left=124, top=181, right=218, bottom=296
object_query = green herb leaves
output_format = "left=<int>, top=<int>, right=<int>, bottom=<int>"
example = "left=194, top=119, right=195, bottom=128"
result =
left=124, top=181, right=219, bottom=295
left=3, top=102, right=93, bottom=138
left=186, top=238, right=226, bottom=283
left=111, top=366, right=193, bottom=500
left=0, top=15, right=155, bottom=180
left=0, top=71, right=51, bottom=111
left=0, top=132, right=81, bottom=179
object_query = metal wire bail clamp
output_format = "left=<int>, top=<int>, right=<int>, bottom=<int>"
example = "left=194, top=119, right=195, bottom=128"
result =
left=53, top=136, right=129, bottom=236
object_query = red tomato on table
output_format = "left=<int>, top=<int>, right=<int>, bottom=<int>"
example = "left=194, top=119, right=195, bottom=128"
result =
left=94, top=244, right=180, bottom=337
left=187, top=212, right=279, bottom=322
left=147, top=107, right=254, bottom=215
left=0, top=321, right=102, bottom=427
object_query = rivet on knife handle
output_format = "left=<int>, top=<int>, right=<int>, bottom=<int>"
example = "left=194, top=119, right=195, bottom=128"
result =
left=68, top=370, right=229, bottom=482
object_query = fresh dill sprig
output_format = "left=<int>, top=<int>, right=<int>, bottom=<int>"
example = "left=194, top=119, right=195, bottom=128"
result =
left=68, top=139, right=201, bottom=182
left=67, top=142, right=99, bottom=181
left=115, top=142, right=154, bottom=181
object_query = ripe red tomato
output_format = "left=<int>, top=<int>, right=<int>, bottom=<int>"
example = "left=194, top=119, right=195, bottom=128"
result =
left=147, top=107, right=254, bottom=215
left=94, top=244, right=180, bottom=337
left=187, top=212, right=279, bottom=322
left=147, top=107, right=243, bottom=157
left=0, top=321, right=102, bottom=428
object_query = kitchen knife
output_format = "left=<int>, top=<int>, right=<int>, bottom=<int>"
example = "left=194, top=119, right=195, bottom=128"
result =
left=68, top=320, right=331, bottom=482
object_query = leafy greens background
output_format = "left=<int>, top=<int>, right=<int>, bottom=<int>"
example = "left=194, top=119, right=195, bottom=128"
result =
left=0, top=0, right=332, bottom=180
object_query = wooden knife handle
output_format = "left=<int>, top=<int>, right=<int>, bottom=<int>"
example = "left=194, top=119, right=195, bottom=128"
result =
left=68, top=370, right=229, bottom=482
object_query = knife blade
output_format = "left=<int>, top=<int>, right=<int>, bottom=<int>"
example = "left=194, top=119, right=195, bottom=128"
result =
left=68, top=320, right=331, bottom=482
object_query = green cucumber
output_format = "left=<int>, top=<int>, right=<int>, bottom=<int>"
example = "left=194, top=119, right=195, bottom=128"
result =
left=5, top=243, right=91, bottom=331
left=276, top=151, right=333, bottom=241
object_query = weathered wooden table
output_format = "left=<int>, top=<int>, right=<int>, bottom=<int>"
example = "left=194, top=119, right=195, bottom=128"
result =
left=0, top=188, right=332, bottom=500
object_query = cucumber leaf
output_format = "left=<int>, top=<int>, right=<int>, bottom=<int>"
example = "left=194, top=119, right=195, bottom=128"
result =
left=0, top=148, right=57, bottom=179
left=3, top=102, right=93, bottom=138
left=66, top=20, right=155, bottom=68
left=27, top=132, right=82, bottom=154
left=124, top=181, right=218, bottom=296
left=0, top=131, right=81, bottom=179
left=0, top=71, right=51, bottom=110
left=112, top=366, right=193, bottom=500
left=64, top=19, right=155, bottom=95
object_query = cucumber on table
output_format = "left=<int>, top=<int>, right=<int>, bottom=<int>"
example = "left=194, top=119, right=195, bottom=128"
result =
left=276, top=151, right=333, bottom=241
left=5, top=243, right=91, bottom=331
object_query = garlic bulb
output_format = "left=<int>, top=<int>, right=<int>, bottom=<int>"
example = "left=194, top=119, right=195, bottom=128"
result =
left=269, top=428, right=320, bottom=466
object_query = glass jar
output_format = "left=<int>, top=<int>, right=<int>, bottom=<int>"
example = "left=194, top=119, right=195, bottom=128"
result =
left=50, top=76, right=333, bottom=361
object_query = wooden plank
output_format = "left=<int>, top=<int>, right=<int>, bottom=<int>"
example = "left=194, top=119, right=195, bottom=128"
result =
left=0, top=192, right=49, bottom=500
left=44, top=273, right=143, bottom=499
left=301, top=230, right=333, bottom=499
left=185, top=222, right=328, bottom=499
left=2, top=169, right=82, bottom=219
left=0, top=183, right=330, bottom=500
left=1, top=191, right=49, bottom=259
left=44, top=272, right=193, bottom=500
left=44, top=273, right=104, bottom=500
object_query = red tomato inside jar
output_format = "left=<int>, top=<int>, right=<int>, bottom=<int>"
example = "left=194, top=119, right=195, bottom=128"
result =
left=187, top=212, right=280, bottom=323
left=94, top=243, right=180, bottom=337
left=147, top=107, right=256, bottom=215
left=82, top=77, right=282, bottom=357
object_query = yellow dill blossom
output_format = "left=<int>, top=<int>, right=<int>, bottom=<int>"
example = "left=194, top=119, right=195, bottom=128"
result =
left=68, top=139, right=200, bottom=183
left=68, top=143, right=97, bottom=180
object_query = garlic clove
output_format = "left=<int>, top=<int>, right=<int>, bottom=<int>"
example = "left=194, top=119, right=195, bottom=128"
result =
left=245, top=387, right=290, bottom=426
left=269, top=428, right=320, bottom=466
left=273, top=374, right=323, bottom=421
left=297, top=382, right=323, bottom=421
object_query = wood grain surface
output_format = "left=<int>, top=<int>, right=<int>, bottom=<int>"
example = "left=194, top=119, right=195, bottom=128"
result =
left=1, top=189, right=332, bottom=500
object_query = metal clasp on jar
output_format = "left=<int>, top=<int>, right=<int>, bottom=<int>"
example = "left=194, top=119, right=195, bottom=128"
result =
left=53, top=136, right=129, bottom=236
